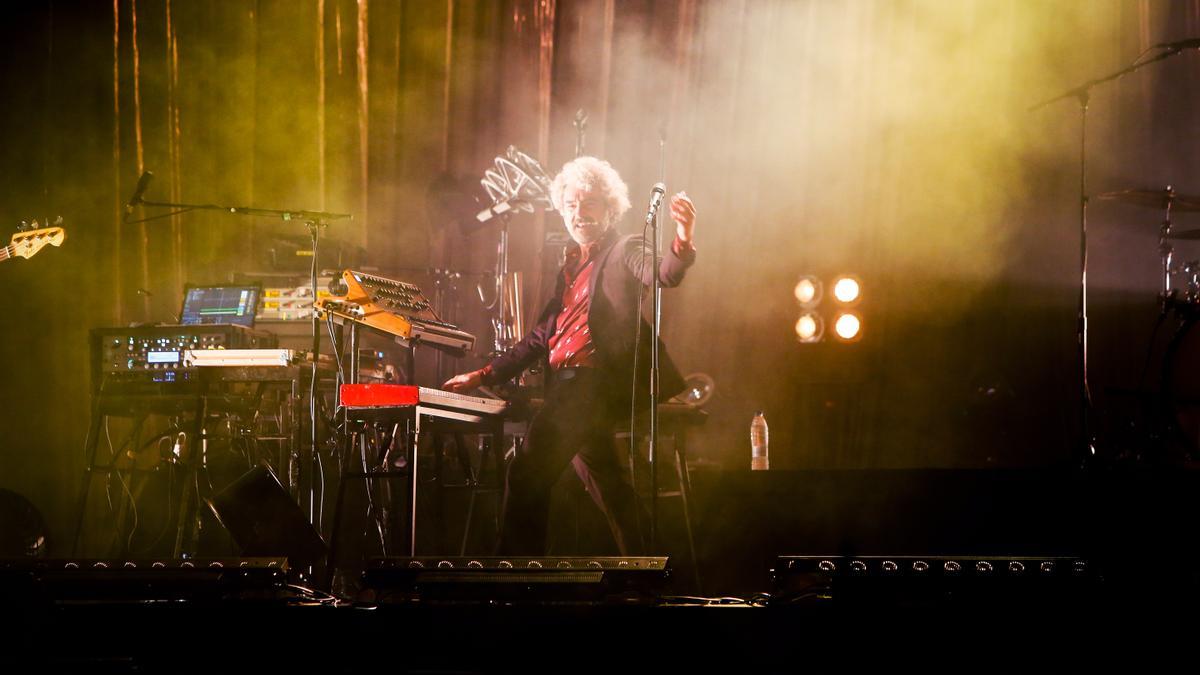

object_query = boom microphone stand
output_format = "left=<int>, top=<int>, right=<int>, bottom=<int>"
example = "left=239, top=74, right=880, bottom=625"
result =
left=124, top=173, right=351, bottom=536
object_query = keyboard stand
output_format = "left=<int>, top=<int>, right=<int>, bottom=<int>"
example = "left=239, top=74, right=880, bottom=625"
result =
left=323, top=319, right=503, bottom=589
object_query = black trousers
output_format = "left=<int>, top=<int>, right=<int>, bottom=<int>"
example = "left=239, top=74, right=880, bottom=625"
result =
left=496, top=369, right=644, bottom=556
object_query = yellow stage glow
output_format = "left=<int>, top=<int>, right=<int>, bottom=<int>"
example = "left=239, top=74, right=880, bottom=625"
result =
left=833, top=312, right=861, bottom=341
left=832, top=276, right=861, bottom=304
left=794, top=276, right=821, bottom=306
left=795, top=313, right=823, bottom=343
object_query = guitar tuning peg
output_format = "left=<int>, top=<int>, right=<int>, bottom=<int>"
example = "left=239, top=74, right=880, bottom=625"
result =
left=53, top=216, right=63, bottom=226
left=17, top=220, right=29, bottom=232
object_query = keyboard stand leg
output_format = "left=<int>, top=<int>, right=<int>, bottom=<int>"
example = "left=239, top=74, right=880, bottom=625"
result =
left=409, top=413, right=421, bottom=556
left=70, top=402, right=107, bottom=557
left=323, top=387, right=356, bottom=591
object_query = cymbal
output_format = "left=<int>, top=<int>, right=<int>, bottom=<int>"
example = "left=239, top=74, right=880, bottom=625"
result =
left=1095, top=188, right=1200, bottom=212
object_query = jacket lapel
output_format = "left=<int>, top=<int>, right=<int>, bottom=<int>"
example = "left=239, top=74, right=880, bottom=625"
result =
left=586, top=228, right=623, bottom=305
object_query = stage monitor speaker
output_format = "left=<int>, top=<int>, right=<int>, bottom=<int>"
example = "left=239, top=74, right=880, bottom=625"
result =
left=772, top=555, right=1095, bottom=606
left=362, top=556, right=671, bottom=602
left=0, top=489, right=48, bottom=557
left=206, top=464, right=327, bottom=565
left=1, top=557, right=288, bottom=604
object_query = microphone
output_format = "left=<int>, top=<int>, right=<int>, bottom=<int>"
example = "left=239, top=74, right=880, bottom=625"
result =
left=126, top=171, right=154, bottom=212
left=644, top=183, right=666, bottom=225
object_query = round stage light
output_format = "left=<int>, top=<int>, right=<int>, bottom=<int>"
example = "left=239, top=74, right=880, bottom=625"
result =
left=833, top=312, right=861, bottom=341
left=795, top=313, right=824, bottom=343
left=832, top=276, right=861, bottom=304
left=793, top=276, right=822, bottom=306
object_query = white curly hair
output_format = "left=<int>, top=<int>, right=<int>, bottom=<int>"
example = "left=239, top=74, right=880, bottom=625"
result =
left=549, top=156, right=632, bottom=224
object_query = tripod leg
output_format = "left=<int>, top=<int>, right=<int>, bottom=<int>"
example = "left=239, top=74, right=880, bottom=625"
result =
left=459, top=490, right=477, bottom=556
left=173, top=394, right=208, bottom=558
left=324, top=424, right=355, bottom=591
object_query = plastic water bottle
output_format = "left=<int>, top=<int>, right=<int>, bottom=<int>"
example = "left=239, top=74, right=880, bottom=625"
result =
left=750, top=411, right=769, bottom=470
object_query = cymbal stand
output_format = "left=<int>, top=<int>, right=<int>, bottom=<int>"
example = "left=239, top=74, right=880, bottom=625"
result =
left=1159, top=189, right=1177, bottom=310
left=1031, top=40, right=1200, bottom=463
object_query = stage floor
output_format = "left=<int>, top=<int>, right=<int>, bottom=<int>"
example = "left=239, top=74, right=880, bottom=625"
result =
left=6, top=582, right=1196, bottom=673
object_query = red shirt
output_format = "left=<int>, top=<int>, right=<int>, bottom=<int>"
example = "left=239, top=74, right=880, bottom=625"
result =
left=478, top=234, right=695, bottom=383
left=547, top=240, right=601, bottom=370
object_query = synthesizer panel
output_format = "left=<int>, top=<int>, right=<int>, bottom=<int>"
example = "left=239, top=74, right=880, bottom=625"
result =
left=90, top=324, right=277, bottom=391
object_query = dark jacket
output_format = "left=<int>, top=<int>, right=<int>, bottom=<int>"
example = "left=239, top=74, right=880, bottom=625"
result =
left=487, top=228, right=695, bottom=405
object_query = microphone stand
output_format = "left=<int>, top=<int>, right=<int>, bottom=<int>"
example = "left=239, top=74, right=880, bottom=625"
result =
left=126, top=192, right=351, bottom=537
left=648, top=132, right=668, bottom=552
left=1030, top=40, right=1200, bottom=465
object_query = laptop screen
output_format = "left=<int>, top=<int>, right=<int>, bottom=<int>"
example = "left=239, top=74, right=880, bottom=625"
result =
left=180, top=285, right=261, bottom=328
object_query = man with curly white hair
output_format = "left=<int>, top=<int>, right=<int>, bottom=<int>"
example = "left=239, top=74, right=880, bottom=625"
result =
left=444, top=156, right=697, bottom=555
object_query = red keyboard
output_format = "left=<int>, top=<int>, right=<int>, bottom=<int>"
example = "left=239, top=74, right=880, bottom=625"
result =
left=339, top=384, right=508, bottom=417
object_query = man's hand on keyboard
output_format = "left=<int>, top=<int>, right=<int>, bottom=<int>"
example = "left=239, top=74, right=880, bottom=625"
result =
left=442, top=369, right=484, bottom=393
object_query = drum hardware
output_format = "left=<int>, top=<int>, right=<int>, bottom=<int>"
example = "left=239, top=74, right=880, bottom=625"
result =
left=1137, top=315, right=1200, bottom=463
left=1033, top=40, right=1200, bottom=462
left=1163, top=230, right=1200, bottom=240
left=1094, top=188, right=1200, bottom=212
left=476, top=146, right=554, bottom=355
left=1089, top=184, right=1200, bottom=461
left=1093, top=186, right=1200, bottom=311
left=1173, top=260, right=1200, bottom=306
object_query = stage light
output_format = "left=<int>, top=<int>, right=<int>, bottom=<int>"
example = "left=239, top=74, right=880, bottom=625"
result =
left=794, top=274, right=862, bottom=344
left=833, top=312, right=861, bottom=341
left=793, top=276, right=822, bottom=306
left=832, top=276, right=861, bottom=304
left=795, top=313, right=823, bottom=343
